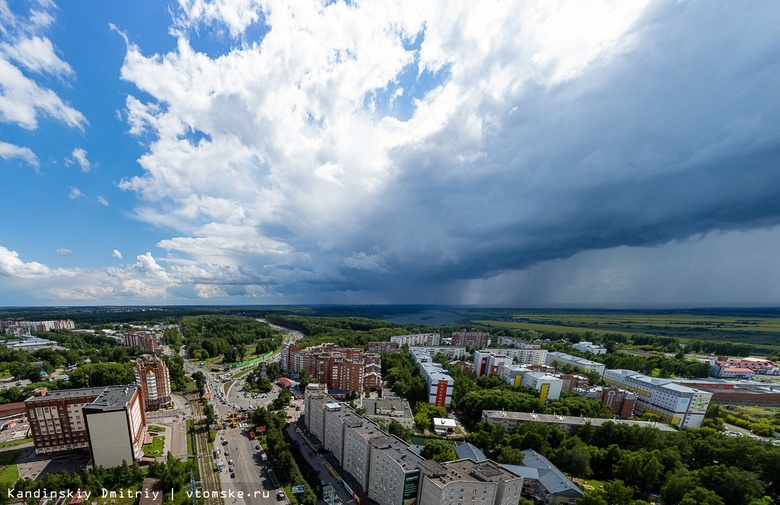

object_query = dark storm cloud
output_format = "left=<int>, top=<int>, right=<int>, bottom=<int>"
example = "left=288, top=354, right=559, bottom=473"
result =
left=337, top=0, right=780, bottom=294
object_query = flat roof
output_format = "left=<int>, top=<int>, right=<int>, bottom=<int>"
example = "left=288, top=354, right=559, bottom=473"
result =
left=424, top=459, right=521, bottom=489
left=82, top=385, right=138, bottom=413
left=482, top=410, right=678, bottom=432
left=25, top=387, right=105, bottom=403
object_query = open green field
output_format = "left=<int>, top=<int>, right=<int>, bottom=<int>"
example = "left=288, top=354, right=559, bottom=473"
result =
left=143, top=436, right=165, bottom=457
left=473, top=310, right=780, bottom=351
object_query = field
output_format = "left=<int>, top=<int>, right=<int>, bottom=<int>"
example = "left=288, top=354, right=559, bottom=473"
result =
left=471, top=309, right=780, bottom=352
left=0, top=450, right=21, bottom=485
left=143, top=436, right=165, bottom=457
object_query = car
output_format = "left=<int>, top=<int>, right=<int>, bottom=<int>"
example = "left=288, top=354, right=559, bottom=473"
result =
left=286, top=415, right=293, bottom=419
left=231, top=473, right=236, bottom=478
left=225, top=450, right=230, bottom=456
left=229, top=459, right=234, bottom=465
left=229, top=467, right=234, bottom=472
left=256, top=445, right=261, bottom=450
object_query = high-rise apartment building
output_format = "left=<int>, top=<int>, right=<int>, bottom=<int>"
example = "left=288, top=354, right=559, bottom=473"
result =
left=135, top=355, right=172, bottom=411
left=389, top=333, right=441, bottom=347
left=120, top=331, right=159, bottom=354
left=417, top=459, right=524, bottom=505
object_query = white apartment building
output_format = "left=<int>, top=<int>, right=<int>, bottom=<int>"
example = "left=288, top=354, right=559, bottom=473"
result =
left=368, top=436, right=425, bottom=505
left=545, top=352, right=606, bottom=377
left=572, top=341, right=607, bottom=355
left=494, top=337, right=541, bottom=349
left=603, top=369, right=712, bottom=428
left=417, top=459, right=524, bottom=505
left=411, top=348, right=454, bottom=409
left=499, top=365, right=532, bottom=386
left=410, top=347, right=468, bottom=361
left=520, top=373, right=563, bottom=402
left=474, top=351, right=514, bottom=377
left=390, top=333, right=441, bottom=346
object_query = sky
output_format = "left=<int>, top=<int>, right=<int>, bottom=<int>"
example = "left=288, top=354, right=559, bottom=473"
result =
left=1, top=0, right=780, bottom=307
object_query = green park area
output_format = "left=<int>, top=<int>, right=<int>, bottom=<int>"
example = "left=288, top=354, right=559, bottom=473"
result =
left=143, top=436, right=165, bottom=457
left=0, top=450, right=21, bottom=485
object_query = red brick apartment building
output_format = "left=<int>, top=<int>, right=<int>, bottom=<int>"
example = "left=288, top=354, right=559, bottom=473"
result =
left=450, top=329, right=490, bottom=349
left=282, top=343, right=382, bottom=392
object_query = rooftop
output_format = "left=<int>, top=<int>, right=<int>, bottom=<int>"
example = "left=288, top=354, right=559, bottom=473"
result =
left=82, top=385, right=138, bottom=413
left=482, top=410, right=678, bottom=432
left=424, top=459, right=522, bottom=489
left=25, top=387, right=105, bottom=403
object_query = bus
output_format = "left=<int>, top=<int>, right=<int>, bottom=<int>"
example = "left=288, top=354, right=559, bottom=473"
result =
left=266, top=468, right=281, bottom=488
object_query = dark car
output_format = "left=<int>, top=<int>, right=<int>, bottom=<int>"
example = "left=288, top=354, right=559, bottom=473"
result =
left=231, top=472, right=236, bottom=478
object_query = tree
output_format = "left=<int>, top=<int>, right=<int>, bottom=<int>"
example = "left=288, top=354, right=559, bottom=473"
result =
left=203, top=403, right=216, bottom=426
left=602, top=480, right=634, bottom=505
left=191, top=371, right=206, bottom=397
left=421, top=440, right=458, bottom=462
left=679, top=487, right=725, bottom=505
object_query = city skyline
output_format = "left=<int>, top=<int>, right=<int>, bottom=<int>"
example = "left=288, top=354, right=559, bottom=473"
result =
left=2, top=0, right=780, bottom=307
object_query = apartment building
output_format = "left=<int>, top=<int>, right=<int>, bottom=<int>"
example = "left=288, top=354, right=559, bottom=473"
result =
left=368, top=341, right=400, bottom=354
left=135, top=355, right=172, bottom=411
left=390, top=333, right=441, bottom=347
left=481, top=410, right=678, bottom=434
left=571, top=341, right=607, bottom=355
left=0, top=319, right=75, bottom=332
left=603, top=369, right=712, bottom=428
left=451, top=330, right=490, bottom=349
left=474, top=351, right=514, bottom=377
left=368, top=435, right=425, bottom=505
left=494, top=337, right=541, bottom=349
left=521, top=373, right=563, bottom=402
left=83, top=386, right=146, bottom=468
left=283, top=343, right=382, bottom=392
left=408, top=346, right=468, bottom=361
left=545, top=352, right=606, bottom=377
left=25, top=385, right=147, bottom=467
left=25, top=387, right=104, bottom=455
left=410, top=348, right=454, bottom=409
left=120, top=331, right=159, bottom=354
left=418, top=458, right=524, bottom=505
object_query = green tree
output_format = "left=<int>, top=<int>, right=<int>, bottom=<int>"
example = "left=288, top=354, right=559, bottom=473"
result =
left=679, top=487, right=725, bottom=505
left=421, top=440, right=458, bottom=462
left=602, top=480, right=634, bottom=505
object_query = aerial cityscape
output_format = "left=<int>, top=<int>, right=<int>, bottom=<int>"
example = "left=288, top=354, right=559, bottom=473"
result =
left=2, top=1, right=780, bottom=505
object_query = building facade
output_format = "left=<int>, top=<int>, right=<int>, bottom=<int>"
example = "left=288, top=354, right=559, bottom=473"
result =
left=603, top=369, right=712, bottom=428
left=83, top=386, right=146, bottom=468
left=120, top=331, right=159, bottom=354
left=25, top=385, right=147, bottom=467
left=410, top=348, right=454, bottom=409
left=390, top=333, right=441, bottom=347
left=135, top=355, right=172, bottom=411
left=545, top=352, right=606, bottom=377
left=418, top=459, right=524, bottom=505
left=571, top=342, right=607, bottom=355
left=283, top=343, right=382, bottom=392
left=451, top=330, right=490, bottom=349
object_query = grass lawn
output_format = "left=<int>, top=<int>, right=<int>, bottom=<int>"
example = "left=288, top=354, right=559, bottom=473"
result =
left=233, top=369, right=251, bottom=379
left=144, top=436, right=165, bottom=457
left=147, top=425, right=166, bottom=432
left=186, top=420, right=196, bottom=455
left=0, top=437, right=32, bottom=449
left=575, top=478, right=606, bottom=492
left=0, top=449, right=21, bottom=485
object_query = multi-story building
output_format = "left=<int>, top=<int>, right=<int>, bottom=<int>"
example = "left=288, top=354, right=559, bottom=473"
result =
left=572, top=341, right=607, bottom=355
left=135, top=355, right=172, bottom=411
left=418, top=459, right=524, bottom=505
left=390, top=333, right=441, bottom=347
left=408, top=347, right=467, bottom=361
left=494, top=337, right=541, bottom=349
left=450, top=330, right=490, bottom=349
left=473, top=351, right=514, bottom=377
left=283, top=343, right=382, bottom=392
left=410, top=348, right=454, bottom=409
left=545, top=352, right=606, bottom=377
left=520, top=373, right=563, bottom=402
left=603, top=369, right=712, bottom=428
left=368, top=341, right=400, bottom=354
left=574, top=386, right=636, bottom=419
left=25, top=385, right=147, bottom=467
left=120, top=331, right=159, bottom=354
left=711, top=357, right=779, bottom=377
left=83, top=385, right=146, bottom=468
left=25, top=387, right=104, bottom=455
left=558, top=374, right=589, bottom=392
left=362, top=398, right=415, bottom=429
left=481, top=410, right=679, bottom=434
left=368, top=435, right=425, bottom=505
left=0, top=319, right=75, bottom=332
